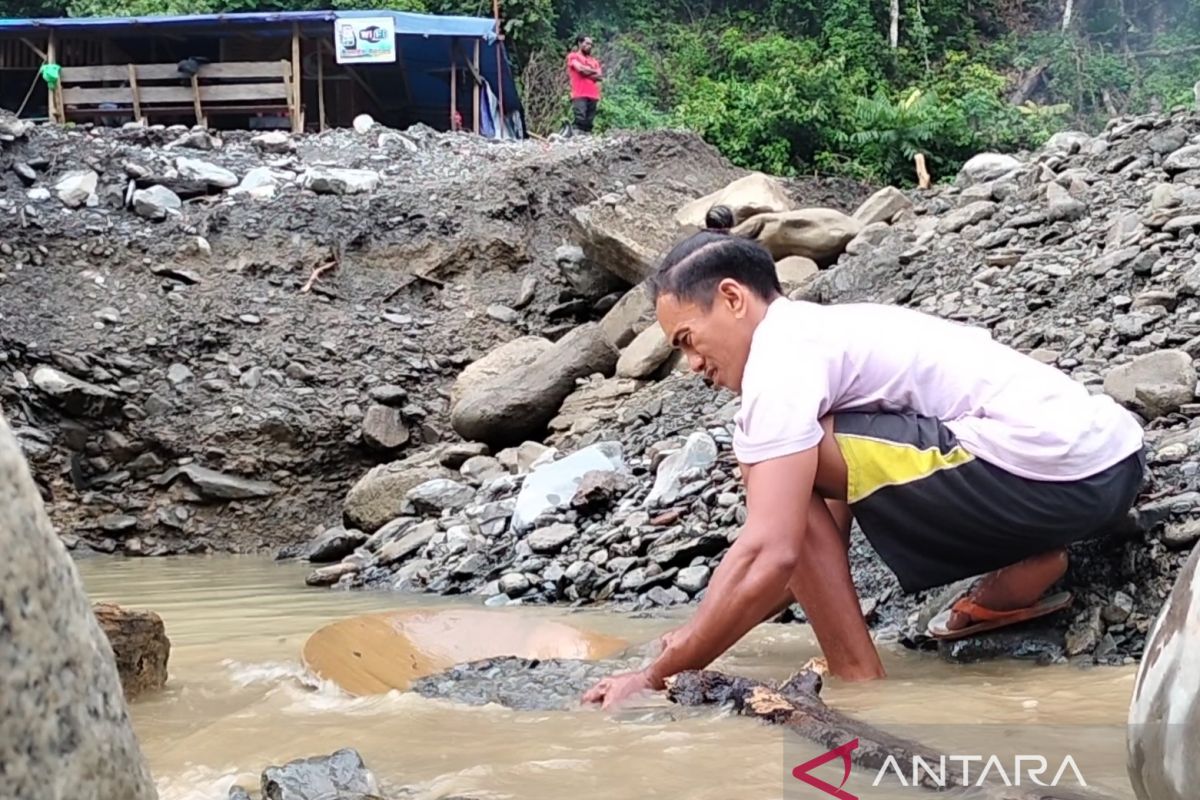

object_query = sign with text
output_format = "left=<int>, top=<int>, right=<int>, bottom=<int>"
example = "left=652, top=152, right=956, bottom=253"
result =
left=334, top=17, right=396, bottom=65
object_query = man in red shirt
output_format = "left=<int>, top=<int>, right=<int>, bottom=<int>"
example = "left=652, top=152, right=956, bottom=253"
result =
left=565, top=35, right=602, bottom=135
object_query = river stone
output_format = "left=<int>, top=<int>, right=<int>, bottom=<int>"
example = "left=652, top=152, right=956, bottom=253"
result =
left=1164, top=144, right=1200, bottom=175
left=361, top=404, right=409, bottom=451
left=731, top=208, right=862, bottom=264
left=460, top=455, right=507, bottom=485
left=853, top=186, right=912, bottom=225
left=600, top=284, right=656, bottom=348
left=512, top=441, right=627, bottom=531
left=31, top=365, right=122, bottom=418
left=527, top=522, right=578, bottom=554
left=937, top=200, right=997, bottom=233
left=451, top=323, right=618, bottom=448
left=776, top=255, right=819, bottom=290
left=555, top=243, right=625, bottom=299
left=646, top=431, right=719, bottom=507
left=55, top=168, right=98, bottom=207
left=301, top=167, right=379, bottom=195
left=132, top=184, right=182, bottom=220
left=450, top=336, right=553, bottom=409
left=176, top=157, right=238, bottom=188
left=307, top=526, right=368, bottom=563
left=261, top=748, right=378, bottom=800
left=0, top=413, right=157, bottom=800
left=674, top=171, right=793, bottom=229
left=676, top=564, right=712, bottom=594
left=1103, top=350, right=1196, bottom=418
left=616, top=324, right=672, bottom=378
left=406, top=478, right=475, bottom=513
left=175, top=463, right=279, bottom=500
left=92, top=602, right=171, bottom=698
left=957, top=153, right=1021, bottom=185
left=344, top=456, right=454, bottom=532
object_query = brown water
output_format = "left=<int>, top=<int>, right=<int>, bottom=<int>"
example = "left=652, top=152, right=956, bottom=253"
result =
left=77, top=555, right=1140, bottom=800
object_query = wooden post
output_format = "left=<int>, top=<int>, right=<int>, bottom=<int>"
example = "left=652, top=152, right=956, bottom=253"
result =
left=493, top=0, right=505, bottom=133
left=915, top=153, right=931, bottom=189
left=190, top=74, right=205, bottom=128
left=126, top=63, right=143, bottom=125
left=46, top=31, right=58, bottom=123
left=317, top=43, right=326, bottom=132
left=450, top=42, right=457, bottom=131
left=473, top=39, right=481, bottom=135
left=291, top=23, right=302, bottom=133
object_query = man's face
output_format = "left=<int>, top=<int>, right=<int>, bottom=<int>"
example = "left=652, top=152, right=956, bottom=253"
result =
left=656, top=281, right=757, bottom=393
left=580, top=37, right=594, bottom=55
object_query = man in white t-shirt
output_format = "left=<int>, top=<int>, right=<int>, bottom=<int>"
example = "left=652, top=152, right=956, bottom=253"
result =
left=583, top=230, right=1145, bottom=709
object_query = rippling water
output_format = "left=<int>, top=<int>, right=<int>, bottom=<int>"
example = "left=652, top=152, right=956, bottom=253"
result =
left=76, top=555, right=1139, bottom=799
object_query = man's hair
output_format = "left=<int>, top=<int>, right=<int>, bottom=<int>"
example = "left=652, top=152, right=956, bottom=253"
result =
left=575, top=34, right=589, bottom=46
left=704, top=204, right=735, bottom=230
left=647, top=230, right=782, bottom=308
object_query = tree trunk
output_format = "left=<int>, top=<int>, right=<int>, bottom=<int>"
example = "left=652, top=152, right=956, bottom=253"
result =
left=666, top=667, right=1117, bottom=800
left=1062, top=0, right=1074, bottom=30
left=1008, top=64, right=1048, bottom=105
left=890, top=0, right=900, bottom=48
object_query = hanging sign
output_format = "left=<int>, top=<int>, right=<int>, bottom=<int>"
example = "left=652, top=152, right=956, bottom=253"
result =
left=334, top=17, right=397, bottom=64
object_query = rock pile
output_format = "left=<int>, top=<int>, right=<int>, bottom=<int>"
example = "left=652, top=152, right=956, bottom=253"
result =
left=307, top=107, right=1200, bottom=668
left=3, top=116, right=867, bottom=556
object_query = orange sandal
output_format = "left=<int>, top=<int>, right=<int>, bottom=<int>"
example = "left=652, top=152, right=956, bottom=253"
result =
left=926, top=591, right=1073, bottom=641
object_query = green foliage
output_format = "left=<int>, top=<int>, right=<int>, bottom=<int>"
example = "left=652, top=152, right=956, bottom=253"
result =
left=27, top=0, right=1200, bottom=183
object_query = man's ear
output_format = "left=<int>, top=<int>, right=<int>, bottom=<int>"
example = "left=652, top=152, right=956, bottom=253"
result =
left=717, top=278, right=747, bottom=318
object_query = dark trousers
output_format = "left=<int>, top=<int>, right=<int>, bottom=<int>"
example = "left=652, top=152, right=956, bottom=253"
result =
left=571, top=97, right=598, bottom=133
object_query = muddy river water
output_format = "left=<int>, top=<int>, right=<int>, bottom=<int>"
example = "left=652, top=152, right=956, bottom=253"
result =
left=77, top=555, right=1141, bottom=800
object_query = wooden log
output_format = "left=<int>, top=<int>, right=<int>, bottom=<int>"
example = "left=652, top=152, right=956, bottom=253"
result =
left=126, top=63, right=143, bottom=124
left=666, top=668, right=1114, bottom=800
left=46, top=31, right=58, bottom=124
left=915, top=153, right=931, bottom=189
left=473, top=39, right=481, bottom=135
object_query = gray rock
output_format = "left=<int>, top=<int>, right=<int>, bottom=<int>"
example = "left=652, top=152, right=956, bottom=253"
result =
left=367, top=384, right=407, bottom=406
left=1148, top=126, right=1188, bottom=155
left=411, top=656, right=640, bottom=711
left=54, top=169, right=98, bottom=208
left=167, top=363, right=194, bottom=386
left=937, top=201, right=997, bottom=233
left=1164, top=144, right=1200, bottom=175
left=1102, top=591, right=1135, bottom=625
left=527, top=522, right=578, bottom=554
left=173, top=464, right=279, bottom=500
left=460, top=455, right=507, bottom=486
left=1103, top=350, right=1196, bottom=418
left=1162, top=518, right=1200, bottom=549
left=361, top=404, right=409, bottom=451
left=957, top=153, right=1020, bottom=184
left=0, top=413, right=157, bottom=800
left=852, top=186, right=912, bottom=225
left=176, top=157, right=238, bottom=189
left=344, top=457, right=454, bottom=532
left=1088, top=246, right=1141, bottom=276
left=676, top=564, right=711, bottom=594
left=616, top=324, right=672, bottom=378
left=556, top=244, right=627, bottom=299
left=499, top=572, right=531, bottom=596
left=1046, top=182, right=1086, bottom=221
left=302, top=167, right=379, bottom=195
left=251, top=131, right=294, bottom=153
left=229, top=166, right=281, bottom=199
left=307, top=526, right=368, bottom=563
left=376, top=521, right=437, bottom=565
left=229, top=786, right=253, bottom=800
left=512, top=441, right=627, bottom=531
left=406, top=478, right=475, bottom=513
left=600, top=284, right=656, bottom=349
left=260, top=748, right=378, bottom=800
left=31, top=366, right=122, bottom=418
left=1065, top=607, right=1103, bottom=657
left=646, top=431, right=719, bottom=507
left=486, top=303, right=520, bottom=323
left=132, top=185, right=182, bottom=220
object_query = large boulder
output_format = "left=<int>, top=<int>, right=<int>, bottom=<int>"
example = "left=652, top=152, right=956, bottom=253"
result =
left=451, top=323, right=619, bottom=448
left=343, top=455, right=454, bottom=532
left=674, top=172, right=793, bottom=230
left=731, top=208, right=863, bottom=265
left=1127, top=541, right=1200, bottom=800
left=0, top=412, right=156, bottom=800
left=451, top=336, right=553, bottom=410
left=853, top=186, right=913, bottom=225
left=569, top=203, right=661, bottom=284
left=616, top=325, right=672, bottom=379
left=92, top=603, right=171, bottom=699
left=1103, top=350, right=1196, bottom=419
left=600, top=284, right=656, bottom=348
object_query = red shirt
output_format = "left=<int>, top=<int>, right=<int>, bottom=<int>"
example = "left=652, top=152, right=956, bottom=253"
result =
left=566, top=51, right=602, bottom=100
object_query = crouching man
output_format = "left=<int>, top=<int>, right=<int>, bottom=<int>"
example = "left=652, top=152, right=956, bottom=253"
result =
left=583, top=230, right=1145, bottom=708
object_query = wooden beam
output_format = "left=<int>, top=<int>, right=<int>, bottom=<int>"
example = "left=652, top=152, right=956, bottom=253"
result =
left=127, top=63, right=143, bottom=124
left=21, top=37, right=47, bottom=61
left=450, top=46, right=457, bottom=131
left=46, top=31, right=58, bottom=124
left=62, top=83, right=291, bottom=105
left=291, top=23, right=302, bottom=133
left=190, top=74, right=205, bottom=128
left=473, top=39, right=481, bottom=135
left=61, top=61, right=292, bottom=83
left=317, top=44, right=326, bottom=132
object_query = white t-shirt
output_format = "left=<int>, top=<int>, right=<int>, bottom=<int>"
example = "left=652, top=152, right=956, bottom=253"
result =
left=733, top=298, right=1145, bottom=481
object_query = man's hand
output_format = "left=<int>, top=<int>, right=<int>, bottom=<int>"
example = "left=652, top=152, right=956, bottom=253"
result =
left=582, top=669, right=659, bottom=710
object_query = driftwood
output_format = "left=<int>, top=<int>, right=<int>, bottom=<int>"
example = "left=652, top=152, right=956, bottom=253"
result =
left=666, top=666, right=1119, bottom=800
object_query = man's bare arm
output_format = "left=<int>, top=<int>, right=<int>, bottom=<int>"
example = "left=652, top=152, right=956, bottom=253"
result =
left=642, top=448, right=817, bottom=686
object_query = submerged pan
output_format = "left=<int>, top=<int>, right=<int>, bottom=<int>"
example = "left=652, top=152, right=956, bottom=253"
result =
left=302, top=608, right=628, bottom=696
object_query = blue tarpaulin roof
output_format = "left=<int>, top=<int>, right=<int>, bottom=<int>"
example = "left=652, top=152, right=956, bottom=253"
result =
left=0, top=9, right=523, bottom=121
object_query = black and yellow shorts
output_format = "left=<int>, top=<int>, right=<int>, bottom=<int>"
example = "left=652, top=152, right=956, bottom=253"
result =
left=832, top=412, right=1145, bottom=593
